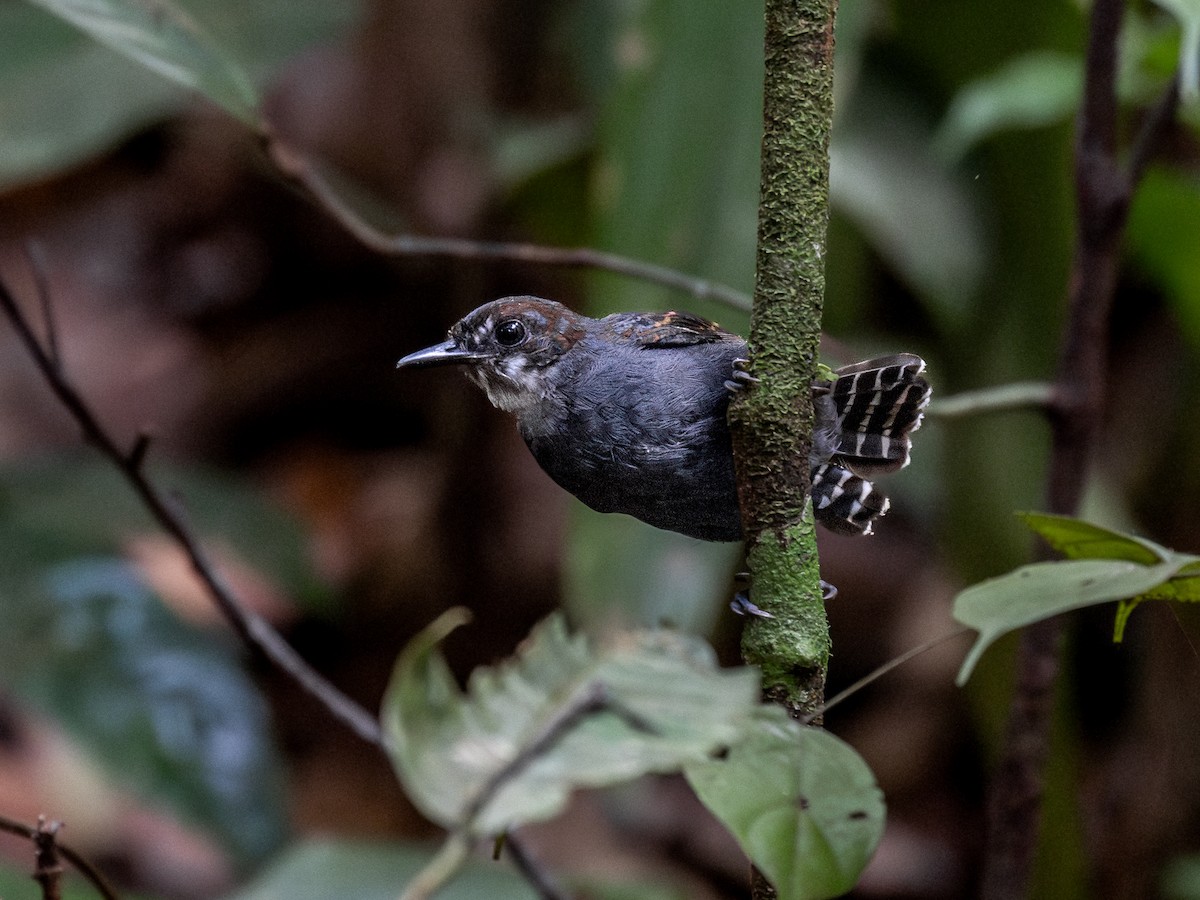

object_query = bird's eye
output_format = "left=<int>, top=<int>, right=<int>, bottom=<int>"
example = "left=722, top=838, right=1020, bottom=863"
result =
left=495, top=319, right=527, bottom=347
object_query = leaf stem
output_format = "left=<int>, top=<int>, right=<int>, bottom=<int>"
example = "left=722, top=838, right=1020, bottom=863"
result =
left=397, top=832, right=472, bottom=900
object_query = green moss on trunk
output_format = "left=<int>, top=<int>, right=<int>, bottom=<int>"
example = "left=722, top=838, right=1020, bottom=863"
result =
left=729, top=0, right=838, bottom=713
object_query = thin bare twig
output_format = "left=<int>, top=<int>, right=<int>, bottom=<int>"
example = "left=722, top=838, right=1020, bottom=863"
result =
left=803, top=626, right=972, bottom=724
left=0, top=272, right=383, bottom=748
left=980, top=1, right=1181, bottom=894
left=263, top=136, right=752, bottom=313
left=0, top=814, right=121, bottom=900
left=505, top=832, right=573, bottom=900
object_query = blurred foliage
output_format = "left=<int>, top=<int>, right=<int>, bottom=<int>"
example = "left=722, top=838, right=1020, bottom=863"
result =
left=1165, top=854, right=1200, bottom=899
left=0, top=556, right=287, bottom=864
left=382, top=609, right=759, bottom=836
left=3, top=0, right=1200, bottom=895
left=0, top=0, right=360, bottom=188
left=0, top=863, right=145, bottom=900
left=0, top=457, right=330, bottom=864
left=0, top=456, right=328, bottom=611
left=224, top=839, right=536, bottom=900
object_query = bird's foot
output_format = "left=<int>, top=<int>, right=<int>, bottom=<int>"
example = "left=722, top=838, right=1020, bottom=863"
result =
left=724, top=358, right=760, bottom=394
left=730, top=591, right=774, bottom=618
left=730, top=579, right=837, bottom=617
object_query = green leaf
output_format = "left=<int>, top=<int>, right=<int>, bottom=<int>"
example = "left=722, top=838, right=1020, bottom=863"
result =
left=686, top=709, right=884, bottom=900
left=934, top=51, right=1083, bottom=161
left=0, top=5, right=183, bottom=189
left=1017, top=511, right=1173, bottom=565
left=382, top=610, right=760, bottom=837
left=1017, top=513, right=1200, bottom=642
left=24, top=0, right=259, bottom=123
left=0, top=558, right=286, bottom=864
left=953, top=557, right=1188, bottom=685
left=223, top=838, right=537, bottom=900
left=0, top=0, right=361, bottom=189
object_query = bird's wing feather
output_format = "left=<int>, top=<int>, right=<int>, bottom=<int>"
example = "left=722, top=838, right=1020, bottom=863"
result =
left=605, top=311, right=741, bottom=348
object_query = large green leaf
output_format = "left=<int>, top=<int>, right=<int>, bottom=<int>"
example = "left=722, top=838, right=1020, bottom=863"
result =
left=0, top=558, right=287, bottom=864
left=0, top=5, right=184, bottom=189
left=562, top=0, right=761, bottom=631
left=1017, top=511, right=1172, bottom=565
left=1, top=0, right=361, bottom=189
left=381, top=610, right=760, bottom=837
left=686, top=709, right=885, bottom=900
left=224, top=839, right=536, bottom=900
left=953, top=556, right=1189, bottom=685
left=24, top=0, right=259, bottom=123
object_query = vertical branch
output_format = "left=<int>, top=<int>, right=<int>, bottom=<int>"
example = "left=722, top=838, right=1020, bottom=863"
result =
left=729, top=0, right=838, bottom=718
left=981, top=0, right=1178, bottom=895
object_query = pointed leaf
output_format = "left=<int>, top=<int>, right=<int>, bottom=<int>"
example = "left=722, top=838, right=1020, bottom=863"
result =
left=25, top=0, right=259, bottom=123
left=953, top=557, right=1186, bottom=685
left=1017, top=512, right=1177, bottom=565
left=382, top=611, right=760, bottom=836
left=686, top=709, right=884, bottom=900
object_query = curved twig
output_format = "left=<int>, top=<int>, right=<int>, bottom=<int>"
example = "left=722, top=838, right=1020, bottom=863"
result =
left=263, top=136, right=752, bottom=313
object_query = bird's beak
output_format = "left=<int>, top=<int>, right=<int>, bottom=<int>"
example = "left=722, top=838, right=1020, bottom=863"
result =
left=396, top=340, right=486, bottom=369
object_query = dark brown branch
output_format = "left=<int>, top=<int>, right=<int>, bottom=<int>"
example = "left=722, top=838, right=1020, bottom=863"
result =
left=0, top=274, right=384, bottom=748
left=980, top=2, right=1180, bottom=896
left=263, top=136, right=752, bottom=313
left=0, top=814, right=120, bottom=900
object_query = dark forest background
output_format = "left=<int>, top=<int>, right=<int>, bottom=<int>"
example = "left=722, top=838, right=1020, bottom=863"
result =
left=1, top=0, right=1200, bottom=897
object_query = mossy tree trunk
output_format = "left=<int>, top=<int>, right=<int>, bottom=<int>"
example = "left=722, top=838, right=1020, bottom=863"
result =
left=729, top=0, right=838, bottom=721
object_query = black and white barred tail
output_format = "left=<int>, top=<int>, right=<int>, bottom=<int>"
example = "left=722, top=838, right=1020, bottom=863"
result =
left=811, top=354, right=931, bottom=536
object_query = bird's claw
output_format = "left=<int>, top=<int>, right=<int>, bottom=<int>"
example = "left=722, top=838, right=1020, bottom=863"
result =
left=724, top=358, right=760, bottom=395
left=730, top=591, right=775, bottom=618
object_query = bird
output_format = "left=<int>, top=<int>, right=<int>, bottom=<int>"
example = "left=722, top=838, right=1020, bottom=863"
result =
left=397, top=296, right=930, bottom=543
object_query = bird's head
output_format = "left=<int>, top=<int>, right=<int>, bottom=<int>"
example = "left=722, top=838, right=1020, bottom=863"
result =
left=396, top=296, right=586, bottom=414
